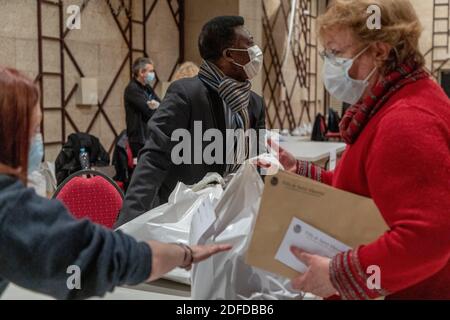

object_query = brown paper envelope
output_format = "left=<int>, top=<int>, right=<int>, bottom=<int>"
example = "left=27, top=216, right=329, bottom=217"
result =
left=245, top=170, right=389, bottom=279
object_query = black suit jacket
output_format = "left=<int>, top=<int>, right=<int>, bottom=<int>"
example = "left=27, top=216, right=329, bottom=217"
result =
left=124, top=79, right=161, bottom=148
left=115, top=76, right=266, bottom=227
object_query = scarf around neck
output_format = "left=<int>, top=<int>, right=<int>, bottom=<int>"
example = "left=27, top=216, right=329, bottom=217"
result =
left=339, top=59, right=429, bottom=145
left=198, top=60, right=252, bottom=130
left=198, top=60, right=253, bottom=173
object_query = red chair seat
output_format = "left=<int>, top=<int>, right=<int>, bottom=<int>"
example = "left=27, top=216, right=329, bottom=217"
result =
left=55, top=174, right=123, bottom=229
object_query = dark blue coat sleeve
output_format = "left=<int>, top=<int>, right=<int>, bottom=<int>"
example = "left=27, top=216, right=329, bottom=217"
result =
left=0, top=178, right=152, bottom=300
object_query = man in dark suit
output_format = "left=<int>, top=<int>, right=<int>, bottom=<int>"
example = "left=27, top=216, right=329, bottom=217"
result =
left=124, top=57, right=161, bottom=161
left=115, top=16, right=266, bottom=227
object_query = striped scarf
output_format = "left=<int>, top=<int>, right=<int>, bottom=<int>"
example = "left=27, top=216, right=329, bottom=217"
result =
left=340, top=59, right=429, bottom=145
left=198, top=60, right=252, bottom=129
left=198, top=60, right=252, bottom=173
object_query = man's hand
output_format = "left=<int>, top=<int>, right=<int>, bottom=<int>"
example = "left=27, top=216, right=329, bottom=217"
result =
left=290, top=246, right=338, bottom=298
left=147, top=100, right=160, bottom=110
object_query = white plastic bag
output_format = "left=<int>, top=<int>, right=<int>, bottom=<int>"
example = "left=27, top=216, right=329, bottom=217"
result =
left=28, top=162, right=57, bottom=198
left=191, top=163, right=303, bottom=300
left=118, top=173, right=224, bottom=284
left=28, top=170, right=47, bottom=198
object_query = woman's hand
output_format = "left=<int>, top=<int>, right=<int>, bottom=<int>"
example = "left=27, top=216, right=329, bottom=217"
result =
left=187, top=244, right=232, bottom=270
left=290, top=246, right=338, bottom=298
left=258, top=139, right=298, bottom=173
left=147, top=241, right=231, bottom=282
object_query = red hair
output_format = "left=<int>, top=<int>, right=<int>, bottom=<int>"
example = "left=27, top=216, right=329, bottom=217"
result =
left=0, top=67, right=40, bottom=183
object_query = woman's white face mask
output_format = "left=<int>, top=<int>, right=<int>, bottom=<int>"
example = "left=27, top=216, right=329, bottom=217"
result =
left=322, top=45, right=377, bottom=105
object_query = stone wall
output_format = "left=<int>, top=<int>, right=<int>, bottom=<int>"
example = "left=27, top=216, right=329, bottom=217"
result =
left=1, top=0, right=447, bottom=159
left=0, top=0, right=181, bottom=161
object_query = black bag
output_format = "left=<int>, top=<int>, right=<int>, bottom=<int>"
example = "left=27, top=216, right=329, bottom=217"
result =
left=112, top=130, right=132, bottom=191
left=327, top=108, right=341, bottom=133
left=311, top=113, right=328, bottom=141
left=55, top=133, right=110, bottom=185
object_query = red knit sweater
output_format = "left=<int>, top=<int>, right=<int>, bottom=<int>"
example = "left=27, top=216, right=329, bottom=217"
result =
left=301, top=78, right=450, bottom=299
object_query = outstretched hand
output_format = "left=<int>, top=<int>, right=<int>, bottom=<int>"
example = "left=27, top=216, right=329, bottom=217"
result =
left=254, top=138, right=298, bottom=173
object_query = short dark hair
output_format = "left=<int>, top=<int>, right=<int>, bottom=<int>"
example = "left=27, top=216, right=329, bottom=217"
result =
left=132, top=57, right=153, bottom=78
left=198, top=16, right=245, bottom=62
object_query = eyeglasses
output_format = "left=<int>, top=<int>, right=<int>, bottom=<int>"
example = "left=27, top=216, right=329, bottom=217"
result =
left=319, top=44, right=370, bottom=67
left=319, top=49, right=347, bottom=67
left=224, top=45, right=263, bottom=59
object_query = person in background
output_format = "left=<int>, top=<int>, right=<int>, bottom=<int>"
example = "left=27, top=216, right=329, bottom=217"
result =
left=0, top=67, right=231, bottom=299
left=124, top=57, right=161, bottom=162
left=267, top=0, right=450, bottom=300
left=171, top=61, right=200, bottom=82
left=160, top=62, right=200, bottom=98
left=115, top=16, right=266, bottom=227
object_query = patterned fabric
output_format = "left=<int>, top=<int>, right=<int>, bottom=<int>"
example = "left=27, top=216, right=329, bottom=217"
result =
left=330, top=248, right=390, bottom=300
left=198, top=60, right=252, bottom=129
left=56, top=176, right=123, bottom=229
left=295, top=160, right=326, bottom=183
left=198, top=60, right=252, bottom=173
left=340, top=59, right=429, bottom=144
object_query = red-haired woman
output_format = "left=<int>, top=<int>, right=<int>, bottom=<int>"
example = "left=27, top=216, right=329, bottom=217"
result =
left=0, top=67, right=230, bottom=299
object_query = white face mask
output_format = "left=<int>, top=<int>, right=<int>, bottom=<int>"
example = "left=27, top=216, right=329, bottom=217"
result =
left=226, top=45, right=264, bottom=80
left=322, top=46, right=377, bottom=105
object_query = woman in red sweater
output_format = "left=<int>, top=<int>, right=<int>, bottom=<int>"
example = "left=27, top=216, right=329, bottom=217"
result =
left=274, top=0, right=450, bottom=300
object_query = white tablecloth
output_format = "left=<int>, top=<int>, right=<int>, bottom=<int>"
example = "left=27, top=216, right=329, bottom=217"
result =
left=1, top=279, right=189, bottom=300
left=280, top=139, right=346, bottom=162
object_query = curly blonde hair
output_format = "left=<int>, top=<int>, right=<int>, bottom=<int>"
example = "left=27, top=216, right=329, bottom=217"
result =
left=318, top=0, right=424, bottom=74
left=172, top=62, right=200, bottom=81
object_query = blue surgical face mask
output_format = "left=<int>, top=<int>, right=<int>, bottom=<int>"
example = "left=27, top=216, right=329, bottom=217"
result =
left=28, top=133, right=44, bottom=174
left=145, top=72, right=156, bottom=85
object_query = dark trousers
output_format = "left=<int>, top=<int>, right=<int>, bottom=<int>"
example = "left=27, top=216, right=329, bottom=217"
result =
left=129, top=142, right=144, bottom=160
left=127, top=142, right=144, bottom=190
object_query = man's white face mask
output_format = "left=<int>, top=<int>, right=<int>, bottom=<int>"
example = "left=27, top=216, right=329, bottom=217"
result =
left=321, top=45, right=377, bottom=105
left=225, top=45, right=264, bottom=80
